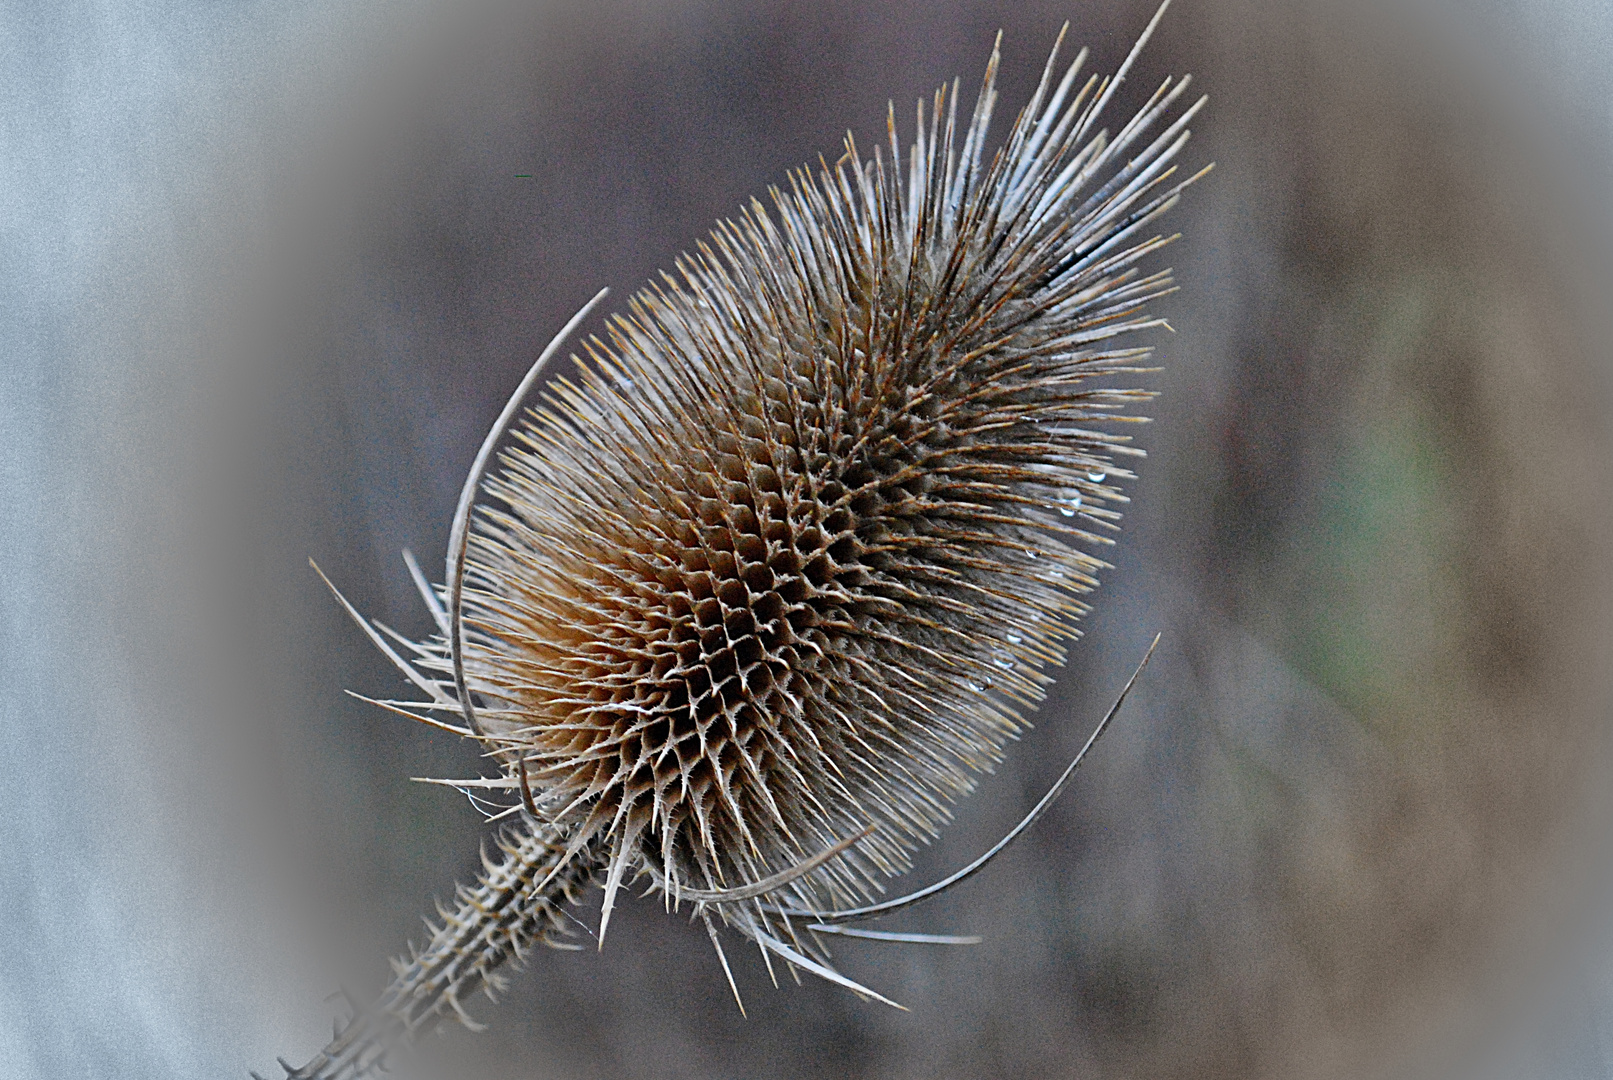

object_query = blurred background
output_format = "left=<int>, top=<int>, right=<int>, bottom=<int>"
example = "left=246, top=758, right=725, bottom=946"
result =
left=5, top=0, right=1613, bottom=1077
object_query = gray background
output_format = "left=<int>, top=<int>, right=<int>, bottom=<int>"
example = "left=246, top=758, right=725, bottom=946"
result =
left=5, top=1, right=1613, bottom=1077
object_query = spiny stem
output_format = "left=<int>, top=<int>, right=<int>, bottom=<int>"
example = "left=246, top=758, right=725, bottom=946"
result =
left=264, top=820, right=603, bottom=1080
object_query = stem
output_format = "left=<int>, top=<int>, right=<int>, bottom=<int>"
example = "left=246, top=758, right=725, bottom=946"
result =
left=263, top=819, right=602, bottom=1080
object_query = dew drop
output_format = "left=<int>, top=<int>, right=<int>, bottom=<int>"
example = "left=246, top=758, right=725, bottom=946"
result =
left=1005, top=633, right=1022, bottom=645
left=1059, top=493, right=1082, bottom=517
left=992, top=651, right=1016, bottom=670
left=967, top=678, right=993, bottom=693
left=1024, top=548, right=1038, bottom=558
left=1087, top=469, right=1107, bottom=483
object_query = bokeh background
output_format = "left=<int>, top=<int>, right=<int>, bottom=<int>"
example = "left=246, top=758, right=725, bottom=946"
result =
left=6, top=0, right=1613, bottom=1077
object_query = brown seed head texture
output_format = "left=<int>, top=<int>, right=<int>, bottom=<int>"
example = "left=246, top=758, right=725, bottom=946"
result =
left=460, top=20, right=1204, bottom=937
left=277, top=9, right=1204, bottom=1078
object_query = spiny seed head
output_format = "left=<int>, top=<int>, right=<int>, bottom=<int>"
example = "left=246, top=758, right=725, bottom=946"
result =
left=456, top=27, right=1203, bottom=935
left=274, top=20, right=1203, bottom=1079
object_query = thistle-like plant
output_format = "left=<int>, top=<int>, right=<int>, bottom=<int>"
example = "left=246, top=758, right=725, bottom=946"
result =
left=266, top=3, right=1205, bottom=1076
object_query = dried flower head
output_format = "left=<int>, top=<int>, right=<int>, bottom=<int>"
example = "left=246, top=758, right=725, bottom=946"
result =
left=270, top=4, right=1204, bottom=1077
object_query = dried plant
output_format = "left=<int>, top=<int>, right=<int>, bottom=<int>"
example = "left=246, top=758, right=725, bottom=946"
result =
left=265, top=3, right=1206, bottom=1076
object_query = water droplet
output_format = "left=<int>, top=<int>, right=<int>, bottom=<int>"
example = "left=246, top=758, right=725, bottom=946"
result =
left=1087, top=469, right=1107, bottom=483
left=992, top=651, right=1016, bottom=670
left=967, top=678, right=993, bottom=693
left=1005, top=633, right=1022, bottom=645
left=1024, top=548, right=1038, bottom=558
left=1059, top=493, right=1082, bottom=517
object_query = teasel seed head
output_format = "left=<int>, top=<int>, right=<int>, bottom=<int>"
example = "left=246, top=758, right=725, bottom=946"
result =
left=451, top=7, right=1205, bottom=953
left=279, top=8, right=1204, bottom=1074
